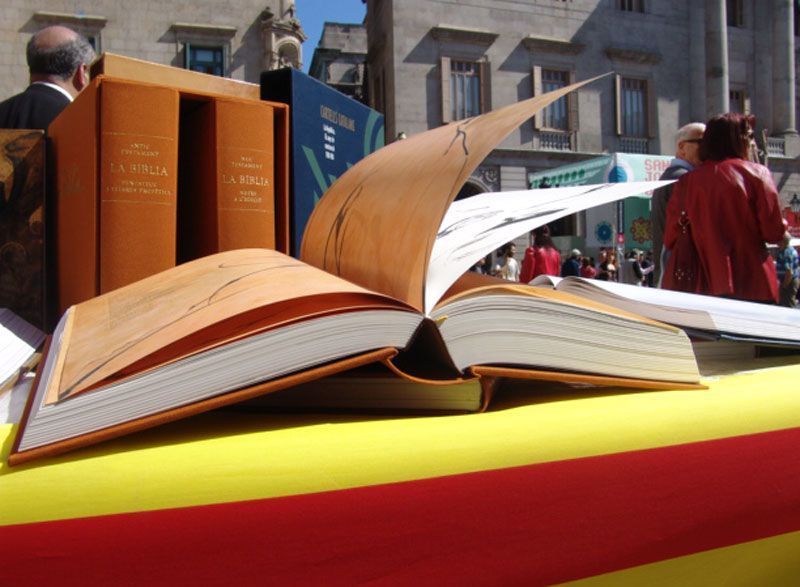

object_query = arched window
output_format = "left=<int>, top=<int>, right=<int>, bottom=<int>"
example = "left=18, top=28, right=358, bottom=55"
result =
left=277, top=41, right=301, bottom=69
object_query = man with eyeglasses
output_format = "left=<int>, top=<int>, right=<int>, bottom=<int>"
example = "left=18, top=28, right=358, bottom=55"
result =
left=650, top=121, right=706, bottom=287
left=0, top=25, right=95, bottom=131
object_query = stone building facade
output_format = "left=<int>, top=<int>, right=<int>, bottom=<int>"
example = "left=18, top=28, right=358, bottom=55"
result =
left=364, top=0, right=800, bottom=250
left=0, top=0, right=306, bottom=98
left=308, top=22, right=368, bottom=104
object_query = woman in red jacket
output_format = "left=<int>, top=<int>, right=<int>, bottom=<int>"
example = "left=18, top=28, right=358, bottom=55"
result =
left=520, top=224, right=561, bottom=283
left=663, top=113, right=785, bottom=303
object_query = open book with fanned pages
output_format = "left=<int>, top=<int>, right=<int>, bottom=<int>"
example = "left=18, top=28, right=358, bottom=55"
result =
left=10, top=75, right=703, bottom=465
left=529, top=275, right=800, bottom=348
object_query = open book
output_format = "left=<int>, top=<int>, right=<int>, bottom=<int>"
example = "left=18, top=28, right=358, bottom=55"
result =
left=1, top=309, right=44, bottom=393
left=10, top=75, right=701, bottom=465
left=530, top=275, right=800, bottom=346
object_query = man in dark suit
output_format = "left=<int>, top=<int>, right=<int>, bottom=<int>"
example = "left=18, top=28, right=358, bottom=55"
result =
left=0, top=25, right=95, bottom=130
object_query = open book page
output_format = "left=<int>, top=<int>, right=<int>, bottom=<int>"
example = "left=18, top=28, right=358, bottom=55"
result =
left=301, top=74, right=610, bottom=312
left=51, top=249, right=415, bottom=404
left=0, top=309, right=44, bottom=389
left=430, top=272, right=698, bottom=383
left=437, top=272, right=680, bottom=332
left=424, top=181, right=673, bottom=314
left=535, top=276, right=800, bottom=340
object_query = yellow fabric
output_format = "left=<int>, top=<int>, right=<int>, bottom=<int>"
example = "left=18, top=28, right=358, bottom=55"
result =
left=2, top=359, right=800, bottom=526
left=565, top=530, right=800, bottom=586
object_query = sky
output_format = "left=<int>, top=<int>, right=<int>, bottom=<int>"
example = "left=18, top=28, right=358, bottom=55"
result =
left=297, top=0, right=367, bottom=72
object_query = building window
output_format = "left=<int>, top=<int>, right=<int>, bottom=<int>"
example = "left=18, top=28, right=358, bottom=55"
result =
left=440, top=57, right=491, bottom=123
left=541, top=69, right=569, bottom=129
left=729, top=88, right=750, bottom=113
left=617, top=0, right=644, bottom=12
left=618, top=77, right=648, bottom=137
left=171, top=23, right=236, bottom=77
left=615, top=75, right=652, bottom=153
left=532, top=66, right=578, bottom=151
left=727, top=0, right=744, bottom=27
left=186, top=45, right=224, bottom=76
left=450, top=60, right=482, bottom=120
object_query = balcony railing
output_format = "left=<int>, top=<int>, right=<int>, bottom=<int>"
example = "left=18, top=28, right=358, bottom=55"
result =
left=618, top=136, right=649, bottom=154
left=766, top=136, right=786, bottom=157
left=538, top=130, right=575, bottom=151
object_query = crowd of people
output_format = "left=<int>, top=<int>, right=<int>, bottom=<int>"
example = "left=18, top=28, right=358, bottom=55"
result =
left=478, top=239, right=657, bottom=287
left=478, top=112, right=800, bottom=309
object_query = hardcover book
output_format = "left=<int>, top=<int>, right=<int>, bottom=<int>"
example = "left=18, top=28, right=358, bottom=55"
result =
left=10, top=74, right=704, bottom=465
left=178, top=96, right=288, bottom=260
left=530, top=275, right=800, bottom=347
left=261, top=68, right=385, bottom=255
left=0, top=130, right=46, bottom=329
left=50, top=75, right=292, bottom=316
left=49, top=76, right=180, bottom=315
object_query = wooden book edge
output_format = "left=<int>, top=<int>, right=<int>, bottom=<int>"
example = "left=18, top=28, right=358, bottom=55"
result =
left=470, top=365, right=707, bottom=391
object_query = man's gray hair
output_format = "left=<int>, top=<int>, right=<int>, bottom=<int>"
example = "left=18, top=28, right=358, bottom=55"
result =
left=675, top=122, right=706, bottom=146
left=26, top=32, right=95, bottom=80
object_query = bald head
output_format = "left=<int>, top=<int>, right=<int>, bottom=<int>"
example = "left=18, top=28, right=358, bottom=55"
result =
left=27, top=25, right=95, bottom=95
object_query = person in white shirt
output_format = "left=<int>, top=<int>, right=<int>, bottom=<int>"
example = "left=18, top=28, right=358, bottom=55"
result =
left=495, top=242, right=520, bottom=281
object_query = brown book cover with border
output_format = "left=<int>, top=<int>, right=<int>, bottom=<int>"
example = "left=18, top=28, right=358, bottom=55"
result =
left=49, top=76, right=180, bottom=314
left=178, top=96, right=277, bottom=260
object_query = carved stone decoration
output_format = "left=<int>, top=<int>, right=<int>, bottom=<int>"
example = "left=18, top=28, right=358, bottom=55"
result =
left=477, top=166, right=500, bottom=192
left=262, top=0, right=307, bottom=70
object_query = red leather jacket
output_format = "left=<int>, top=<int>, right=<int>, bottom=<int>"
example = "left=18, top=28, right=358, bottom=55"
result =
left=664, top=158, right=785, bottom=303
left=520, top=245, right=561, bottom=283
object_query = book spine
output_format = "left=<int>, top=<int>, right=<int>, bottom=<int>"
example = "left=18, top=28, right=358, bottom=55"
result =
left=213, top=98, right=276, bottom=252
left=178, top=97, right=276, bottom=259
left=50, top=79, right=101, bottom=315
left=98, top=80, right=180, bottom=294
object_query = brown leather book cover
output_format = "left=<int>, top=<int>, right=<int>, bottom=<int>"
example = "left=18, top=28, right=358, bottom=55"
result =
left=178, top=96, right=276, bottom=261
left=99, top=78, right=179, bottom=293
left=50, top=76, right=180, bottom=313
left=7, top=249, right=420, bottom=465
left=0, top=130, right=46, bottom=329
left=9, top=346, right=397, bottom=466
left=49, top=80, right=100, bottom=316
left=470, top=365, right=707, bottom=392
left=240, top=360, right=495, bottom=414
left=90, top=52, right=260, bottom=100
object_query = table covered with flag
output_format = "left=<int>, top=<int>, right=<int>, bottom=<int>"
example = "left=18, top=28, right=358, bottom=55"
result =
left=1, top=356, right=800, bottom=585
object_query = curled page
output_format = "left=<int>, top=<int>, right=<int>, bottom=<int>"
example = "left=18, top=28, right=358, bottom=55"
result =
left=301, top=74, right=611, bottom=312
left=424, top=180, right=672, bottom=314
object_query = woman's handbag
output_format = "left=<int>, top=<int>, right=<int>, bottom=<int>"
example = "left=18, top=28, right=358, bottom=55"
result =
left=662, top=193, right=703, bottom=293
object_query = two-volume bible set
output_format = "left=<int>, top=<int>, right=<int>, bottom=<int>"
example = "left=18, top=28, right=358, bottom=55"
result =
left=8, top=61, right=800, bottom=465
left=49, top=74, right=290, bottom=315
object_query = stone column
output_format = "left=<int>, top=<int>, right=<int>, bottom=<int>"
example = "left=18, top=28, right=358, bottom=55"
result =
left=773, top=0, right=797, bottom=135
left=753, top=2, right=774, bottom=131
left=688, top=2, right=706, bottom=122
left=705, top=0, right=729, bottom=117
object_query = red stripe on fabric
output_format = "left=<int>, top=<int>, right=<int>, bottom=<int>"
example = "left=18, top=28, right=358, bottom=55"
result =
left=2, top=427, right=800, bottom=586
